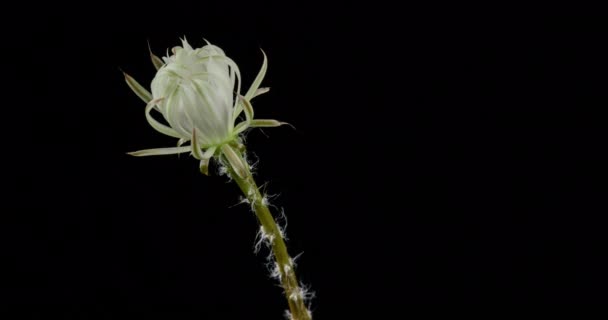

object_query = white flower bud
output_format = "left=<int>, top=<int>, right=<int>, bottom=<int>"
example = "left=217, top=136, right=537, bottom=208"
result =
left=126, top=37, right=285, bottom=163
left=151, top=39, right=241, bottom=146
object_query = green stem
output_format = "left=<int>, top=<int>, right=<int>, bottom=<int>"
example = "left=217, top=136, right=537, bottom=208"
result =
left=222, top=153, right=311, bottom=320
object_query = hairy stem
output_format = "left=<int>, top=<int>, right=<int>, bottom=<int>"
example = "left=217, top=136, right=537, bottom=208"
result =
left=222, top=153, right=311, bottom=320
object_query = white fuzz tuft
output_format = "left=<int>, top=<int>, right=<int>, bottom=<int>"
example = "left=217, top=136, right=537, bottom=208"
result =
left=260, top=189, right=281, bottom=210
left=248, top=155, right=259, bottom=172
left=217, top=164, right=230, bottom=179
left=283, top=263, right=291, bottom=274
left=253, top=226, right=266, bottom=253
left=289, top=290, right=300, bottom=301
left=253, top=226, right=275, bottom=254
left=298, top=282, right=316, bottom=302
left=269, top=261, right=282, bottom=280
left=283, top=310, right=293, bottom=320
left=277, top=224, right=288, bottom=241
left=289, top=283, right=315, bottom=303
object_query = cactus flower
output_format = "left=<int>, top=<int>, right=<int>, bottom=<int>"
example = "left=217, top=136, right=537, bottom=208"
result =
left=125, top=38, right=284, bottom=175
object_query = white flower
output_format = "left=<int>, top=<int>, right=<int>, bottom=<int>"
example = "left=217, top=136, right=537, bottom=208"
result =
left=151, top=40, right=239, bottom=146
left=124, top=38, right=285, bottom=175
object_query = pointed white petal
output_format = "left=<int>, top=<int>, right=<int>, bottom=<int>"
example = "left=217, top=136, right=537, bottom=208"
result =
left=181, top=37, right=192, bottom=50
left=194, top=54, right=242, bottom=119
left=233, top=99, right=244, bottom=122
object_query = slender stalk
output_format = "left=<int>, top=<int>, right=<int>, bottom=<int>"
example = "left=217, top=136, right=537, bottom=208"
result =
left=222, top=153, right=311, bottom=320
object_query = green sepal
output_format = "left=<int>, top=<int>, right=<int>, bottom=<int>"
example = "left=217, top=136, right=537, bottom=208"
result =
left=221, top=144, right=247, bottom=178
left=240, top=96, right=254, bottom=124
left=252, top=87, right=270, bottom=99
left=191, top=128, right=204, bottom=160
left=127, top=146, right=192, bottom=157
left=124, top=72, right=152, bottom=103
left=148, top=40, right=164, bottom=70
left=199, top=147, right=217, bottom=176
left=245, top=49, right=268, bottom=100
left=249, top=119, right=285, bottom=128
left=145, top=98, right=182, bottom=138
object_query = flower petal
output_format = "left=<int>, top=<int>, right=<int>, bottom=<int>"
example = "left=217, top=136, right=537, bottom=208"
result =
left=124, top=72, right=152, bottom=103
left=244, top=49, right=268, bottom=101
left=233, top=100, right=244, bottom=122
left=145, top=98, right=183, bottom=138
left=127, top=146, right=192, bottom=157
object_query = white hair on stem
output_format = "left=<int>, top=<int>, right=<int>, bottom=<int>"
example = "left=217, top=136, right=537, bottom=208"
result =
left=283, top=310, right=293, bottom=320
left=253, top=225, right=275, bottom=254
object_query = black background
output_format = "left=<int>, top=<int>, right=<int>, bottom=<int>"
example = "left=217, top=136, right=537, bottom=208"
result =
left=2, top=5, right=608, bottom=318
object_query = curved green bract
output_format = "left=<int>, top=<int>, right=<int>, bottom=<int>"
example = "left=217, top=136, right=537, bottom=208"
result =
left=244, top=49, right=268, bottom=101
left=145, top=98, right=182, bottom=138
